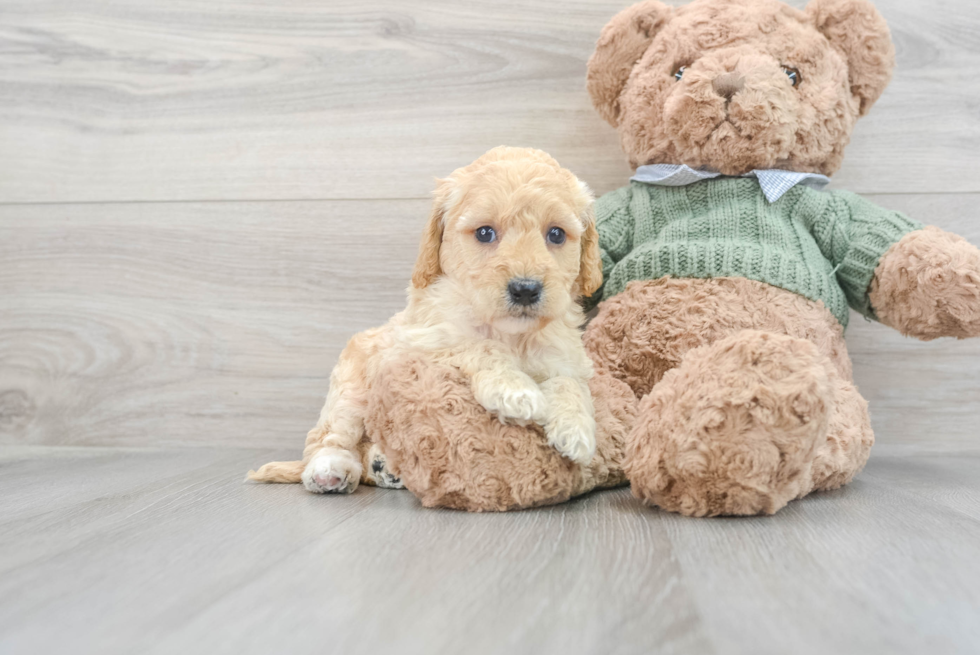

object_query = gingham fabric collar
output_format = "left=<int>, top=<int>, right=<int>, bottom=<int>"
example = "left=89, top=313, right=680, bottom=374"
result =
left=630, top=164, right=831, bottom=203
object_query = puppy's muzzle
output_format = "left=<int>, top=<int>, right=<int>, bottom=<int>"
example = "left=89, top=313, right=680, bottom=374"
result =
left=507, top=278, right=543, bottom=307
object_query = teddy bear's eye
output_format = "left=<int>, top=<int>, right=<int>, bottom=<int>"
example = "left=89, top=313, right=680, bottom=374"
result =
left=783, top=67, right=801, bottom=87
left=674, top=66, right=687, bottom=82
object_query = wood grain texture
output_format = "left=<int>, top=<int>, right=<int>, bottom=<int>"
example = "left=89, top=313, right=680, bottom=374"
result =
left=0, top=199, right=424, bottom=448
left=2, top=194, right=979, bottom=450
left=2, top=0, right=980, bottom=203
left=0, top=447, right=978, bottom=654
left=662, top=449, right=980, bottom=655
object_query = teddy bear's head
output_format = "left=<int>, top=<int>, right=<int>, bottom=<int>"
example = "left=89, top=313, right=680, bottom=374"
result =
left=587, top=0, right=894, bottom=176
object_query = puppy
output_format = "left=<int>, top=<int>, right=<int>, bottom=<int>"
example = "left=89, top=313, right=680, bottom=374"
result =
left=248, top=146, right=604, bottom=494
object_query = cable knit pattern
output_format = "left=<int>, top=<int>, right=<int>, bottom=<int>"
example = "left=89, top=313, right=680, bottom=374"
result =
left=586, top=178, right=922, bottom=327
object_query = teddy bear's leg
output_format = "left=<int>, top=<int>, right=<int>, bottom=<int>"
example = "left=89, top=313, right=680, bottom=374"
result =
left=364, top=352, right=637, bottom=511
left=583, top=279, right=710, bottom=398
left=583, top=277, right=854, bottom=398
left=809, top=375, right=874, bottom=493
left=624, top=329, right=835, bottom=517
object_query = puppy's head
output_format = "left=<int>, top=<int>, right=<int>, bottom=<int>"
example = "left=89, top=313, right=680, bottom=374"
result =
left=412, top=146, right=601, bottom=332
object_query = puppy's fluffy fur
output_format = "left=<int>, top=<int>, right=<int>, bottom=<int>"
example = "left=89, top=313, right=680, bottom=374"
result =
left=248, top=147, right=603, bottom=494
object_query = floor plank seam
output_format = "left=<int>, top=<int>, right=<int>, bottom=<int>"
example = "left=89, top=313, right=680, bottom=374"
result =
left=2, top=190, right=979, bottom=208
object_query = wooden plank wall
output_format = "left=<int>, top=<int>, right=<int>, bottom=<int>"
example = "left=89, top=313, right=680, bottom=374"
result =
left=2, top=0, right=979, bottom=450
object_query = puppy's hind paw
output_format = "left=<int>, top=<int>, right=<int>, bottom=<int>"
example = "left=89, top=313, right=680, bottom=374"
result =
left=302, top=448, right=363, bottom=494
left=368, top=447, right=404, bottom=489
left=546, top=413, right=597, bottom=465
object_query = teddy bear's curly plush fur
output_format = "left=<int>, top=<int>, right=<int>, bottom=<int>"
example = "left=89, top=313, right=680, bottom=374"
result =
left=580, top=0, right=980, bottom=516
left=367, top=354, right=636, bottom=511
left=589, top=278, right=873, bottom=516
left=367, top=0, right=980, bottom=516
left=588, top=0, right=894, bottom=175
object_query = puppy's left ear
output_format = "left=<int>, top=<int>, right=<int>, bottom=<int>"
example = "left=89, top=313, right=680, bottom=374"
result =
left=412, top=177, right=456, bottom=289
left=807, top=0, right=895, bottom=116
left=576, top=203, right=604, bottom=298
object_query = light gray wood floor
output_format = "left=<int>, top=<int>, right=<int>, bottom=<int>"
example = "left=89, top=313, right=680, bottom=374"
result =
left=2, top=445, right=980, bottom=655
left=2, top=0, right=980, bottom=653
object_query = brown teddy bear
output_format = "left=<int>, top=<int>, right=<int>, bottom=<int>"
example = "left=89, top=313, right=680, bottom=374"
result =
left=581, top=0, right=980, bottom=516
left=371, top=0, right=980, bottom=516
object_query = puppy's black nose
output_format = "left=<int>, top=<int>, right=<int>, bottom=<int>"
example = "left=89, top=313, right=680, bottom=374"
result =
left=508, top=278, right=543, bottom=306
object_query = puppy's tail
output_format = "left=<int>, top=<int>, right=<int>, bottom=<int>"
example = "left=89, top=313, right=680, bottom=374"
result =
left=245, top=460, right=305, bottom=484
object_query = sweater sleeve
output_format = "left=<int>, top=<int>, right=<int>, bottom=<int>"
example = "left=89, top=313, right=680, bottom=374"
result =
left=583, top=185, right=635, bottom=311
left=805, top=189, right=923, bottom=320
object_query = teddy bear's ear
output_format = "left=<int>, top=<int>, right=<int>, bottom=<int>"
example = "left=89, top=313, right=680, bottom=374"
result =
left=587, top=1, right=673, bottom=127
left=806, top=0, right=895, bottom=116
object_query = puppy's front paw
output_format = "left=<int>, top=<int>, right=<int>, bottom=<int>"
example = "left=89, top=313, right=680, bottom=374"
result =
left=474, top=372, right=547, bottom=423
left=546, top=412, right=597, bottom=465
left=302, top=448, right=363, bottom=494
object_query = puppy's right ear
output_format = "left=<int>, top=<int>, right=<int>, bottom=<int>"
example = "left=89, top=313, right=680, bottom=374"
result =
left=587, top=1, right=672, bottom=127
left=412, top=177, right=456, bottom=289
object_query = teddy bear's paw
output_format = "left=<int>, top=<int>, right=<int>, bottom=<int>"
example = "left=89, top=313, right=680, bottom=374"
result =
left=301, top=447, right=363, bottom=494
left=871, top=226, right=980, bottom=340
left=545, top=411, right=597, bottom=465
left=472, top=371, right=547, bottom=424
left=624, top=330, right=835, bottom=517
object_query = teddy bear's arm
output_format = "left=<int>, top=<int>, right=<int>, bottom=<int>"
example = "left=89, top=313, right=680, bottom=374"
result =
left=804, top=189, right=922, bottom=321
left=868, top=227, right=980, bottom=340
left=583, top=185, right=636, bottom=311
left=803, top=189, right=980, bottom=339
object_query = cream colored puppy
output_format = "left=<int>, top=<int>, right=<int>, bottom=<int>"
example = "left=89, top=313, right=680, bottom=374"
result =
left=248, top=147, right=603, bottom=494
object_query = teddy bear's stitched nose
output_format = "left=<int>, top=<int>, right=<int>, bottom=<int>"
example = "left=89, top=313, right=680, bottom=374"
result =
left=712, top=72, right=745, bottom=100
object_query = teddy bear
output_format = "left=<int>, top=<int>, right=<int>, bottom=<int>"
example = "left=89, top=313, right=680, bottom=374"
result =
left=369, top=0, right=980, bottom=516
left=579, top=0, right=980, bottom=516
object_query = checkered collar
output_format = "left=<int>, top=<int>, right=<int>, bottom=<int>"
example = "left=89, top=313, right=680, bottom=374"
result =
left=630, top=164, right=831, bottom=203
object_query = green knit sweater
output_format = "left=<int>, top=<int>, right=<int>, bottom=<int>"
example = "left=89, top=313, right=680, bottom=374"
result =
left=588, top=178, right=922, bottom=327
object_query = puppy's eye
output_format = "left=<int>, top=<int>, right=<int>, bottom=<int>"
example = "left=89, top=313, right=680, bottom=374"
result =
left=547, top=227, right=566, bottom=245
left=673, top=66, right=687, bottom=82
left=475, top=226, right=496, bottom=243
left=783, top=67, right=801, bottom=87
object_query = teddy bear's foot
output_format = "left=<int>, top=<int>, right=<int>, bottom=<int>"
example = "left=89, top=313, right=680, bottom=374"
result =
left=625, top=330, right=835, bottom=517
left=810, top=376, right=874, bottom=493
